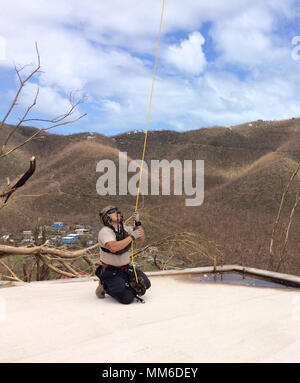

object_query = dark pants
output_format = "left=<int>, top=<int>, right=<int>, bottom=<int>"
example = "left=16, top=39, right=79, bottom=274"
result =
left=95, top=264, right=151, bottom=304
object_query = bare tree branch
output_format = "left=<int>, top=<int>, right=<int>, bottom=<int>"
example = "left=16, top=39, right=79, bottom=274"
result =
left=0, top=42, right=87, bottom=161
left=0, top=229, right=224, bottom=281
left=0, top=112, right=87, bottom=160
left=0, top=242, right=99, bottom=260
left=22, top=92, right=87, bottom=125
left=269, top=161, right=300, bottom=268
left=56, top=259, right=81, bottom=278
left=276, top=193, right=300, bottom=272
left=0, top=259, right=23, bottom=282
left=37, top=253, right=77, bottom=278
left=0, top=156, right=36, bottom=204
left=0, top=42, right=40, bottom=134
left=1, top=88, right=40, bottom=154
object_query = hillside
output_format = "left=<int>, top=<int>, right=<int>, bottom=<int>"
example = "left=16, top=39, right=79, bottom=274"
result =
left=0, top=119, right=299, bottom=274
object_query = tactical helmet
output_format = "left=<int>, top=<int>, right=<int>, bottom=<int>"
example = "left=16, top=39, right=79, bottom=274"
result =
left=99, top=205, right=119, bottom=225
left=99, top=205, right=117, bottom=217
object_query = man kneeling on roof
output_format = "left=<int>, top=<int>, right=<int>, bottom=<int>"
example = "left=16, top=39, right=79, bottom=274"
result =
left=95, top=206, right=151, bottom=304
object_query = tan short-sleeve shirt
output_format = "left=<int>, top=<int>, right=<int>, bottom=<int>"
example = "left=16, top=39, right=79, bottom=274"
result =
left=98, top=224, right=134, bottom=267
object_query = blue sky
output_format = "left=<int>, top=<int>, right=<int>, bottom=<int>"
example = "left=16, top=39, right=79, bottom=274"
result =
left=0, top=0, right=300, bottom=136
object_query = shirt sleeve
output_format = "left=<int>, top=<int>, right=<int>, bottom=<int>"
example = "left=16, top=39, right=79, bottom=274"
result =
left=98, top=227, right=115, bottom=247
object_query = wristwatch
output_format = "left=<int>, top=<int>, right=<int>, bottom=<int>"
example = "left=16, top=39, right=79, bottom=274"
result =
left=130, top=234, right=136, bottom=241
left=135, top=220, right=142, bottom=226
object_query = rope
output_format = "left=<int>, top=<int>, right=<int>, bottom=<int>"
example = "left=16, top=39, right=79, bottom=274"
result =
left=131, top=0, right=165, bottom=282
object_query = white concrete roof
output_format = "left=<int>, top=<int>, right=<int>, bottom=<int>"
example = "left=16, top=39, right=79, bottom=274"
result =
left=1, top=273, right=300, bottom=363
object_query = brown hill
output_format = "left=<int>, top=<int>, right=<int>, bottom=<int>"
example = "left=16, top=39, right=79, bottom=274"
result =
left=0, top=118, right=299, bottom=274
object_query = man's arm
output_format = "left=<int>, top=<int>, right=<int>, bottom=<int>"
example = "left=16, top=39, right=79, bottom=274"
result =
left=105, top=236, right=133, bottom=253
left=104, top=226, right=145, bottom=253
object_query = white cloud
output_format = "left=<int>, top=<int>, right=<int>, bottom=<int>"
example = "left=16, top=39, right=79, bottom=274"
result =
left=101, top=99, right=121, bottom=114
left=210, top=5, right=292, bottom=67
left=18, top=82, right=79, bottom=118
left=0, top=0, right=299, bottom=135
left=164, top=32, right=206, bottom=75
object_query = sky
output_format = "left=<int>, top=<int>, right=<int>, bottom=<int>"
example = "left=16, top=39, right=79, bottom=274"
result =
left=0, top=0, right=300, bottom=136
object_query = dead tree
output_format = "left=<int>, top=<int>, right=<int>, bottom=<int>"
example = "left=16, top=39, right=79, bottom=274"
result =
left=0, top=42, right=87, bottom=210
left=0, top=42, right=87, bottom=161
left=0, top=156, right=36, bottom=204
left=0, top=42, right=89, bottom=281
left=268, top=161, right=300, bottom=271
left=0, top=231, right=224, bottom=282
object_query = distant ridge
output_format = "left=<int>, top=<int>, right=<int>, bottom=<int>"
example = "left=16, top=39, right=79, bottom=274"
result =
left=0, top=118, right=299, bottom=274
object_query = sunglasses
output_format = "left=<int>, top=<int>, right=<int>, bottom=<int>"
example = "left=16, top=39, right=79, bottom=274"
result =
left=106, top=208, right=118, bottom=215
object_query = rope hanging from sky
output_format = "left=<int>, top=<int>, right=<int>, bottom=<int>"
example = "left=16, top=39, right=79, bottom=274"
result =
left=131, top=0, right=165, bottom=282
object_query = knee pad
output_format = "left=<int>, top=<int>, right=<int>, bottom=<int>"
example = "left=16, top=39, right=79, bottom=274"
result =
left=104, top=276, right=126, bottom=297
left=118, top=289, right=135, bottom=305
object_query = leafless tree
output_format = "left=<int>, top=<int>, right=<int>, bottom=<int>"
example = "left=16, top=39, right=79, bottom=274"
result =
left=0, top=42, right=87, bottom=209
left=0, top=42, right=87, bottom=161
left=0, top=231, right=223, bottom=282
left=268, top=161, right=300, bottom=272
left=0, top=42, right=89, bottom=281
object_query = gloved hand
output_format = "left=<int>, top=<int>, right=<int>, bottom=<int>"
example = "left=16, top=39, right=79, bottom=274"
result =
left=130, top=228, right=142, bottom=240
left=132, top=211, right=140, bottom=222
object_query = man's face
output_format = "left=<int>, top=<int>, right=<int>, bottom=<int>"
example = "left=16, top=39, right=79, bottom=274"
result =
left=107, top=208, right=120, bottom=223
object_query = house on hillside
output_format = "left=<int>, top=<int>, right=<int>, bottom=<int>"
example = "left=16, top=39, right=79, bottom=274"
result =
left=52, top=222, right=64, bottom=229
left=68, top=234, right=79, bottom=239
left=20, top=238, right=34, bottom=244
left=75, top=228, right=89, bottom=235
left=62, top=237, right=74, bottom=244
left=62, top=234, right=79, bottom=244
left=87, top=132, right=96, bottom=140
